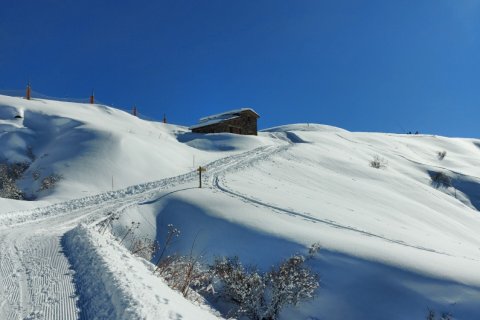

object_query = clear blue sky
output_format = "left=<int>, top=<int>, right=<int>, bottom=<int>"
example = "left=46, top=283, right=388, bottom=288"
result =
left=1, top=0, right=479, bottom=137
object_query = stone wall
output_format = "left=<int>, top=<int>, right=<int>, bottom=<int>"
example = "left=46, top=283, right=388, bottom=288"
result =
left=192, top=111, right=258, bottom=135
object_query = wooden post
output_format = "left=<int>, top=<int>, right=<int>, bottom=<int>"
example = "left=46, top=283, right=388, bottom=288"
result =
left=197, top=166, right=206, bottom=188
left=26, top=82, right=31, bottom=100
left=132, top=106, right=137, bottom=116
left=90, top=90, right=95, bottom=104
left=163, top=113, right=167, bottom=123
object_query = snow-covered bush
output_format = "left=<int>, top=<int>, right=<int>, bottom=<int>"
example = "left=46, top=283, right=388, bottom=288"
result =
left=39, top=173, right=63, bottom=191
left=370, top=155, right=387, bottom=169
left=105, top=217, right=320, bottom=317
left=0, top=162, right=29, bottom=199
left=156, top=254, right=211, bottom=298
left=308, top=242, right=321, bottom=257
left=211, top=254, right=320, bottom=320
left=211, top=257, right=265, bottom=319
left=266, top=255, right=319, bottom=319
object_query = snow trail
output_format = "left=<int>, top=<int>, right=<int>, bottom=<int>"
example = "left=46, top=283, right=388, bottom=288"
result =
left=0, top=144, right=285, bottom=319
left=208, top=146, right=480, bottom=262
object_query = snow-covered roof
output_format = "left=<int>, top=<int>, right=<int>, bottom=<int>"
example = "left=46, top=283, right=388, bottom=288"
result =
left=198, top=108, right=259, bottom=122
left=189, top=108, right=259, bottom=130
left=189, top=115, right=240, bottom=130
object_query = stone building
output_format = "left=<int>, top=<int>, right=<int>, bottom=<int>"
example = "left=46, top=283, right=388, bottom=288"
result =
left=189, top=108, right=259, bottom=135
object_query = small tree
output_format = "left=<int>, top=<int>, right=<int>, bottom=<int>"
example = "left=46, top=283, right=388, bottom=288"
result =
left=211, top=252, right=320, bottom=320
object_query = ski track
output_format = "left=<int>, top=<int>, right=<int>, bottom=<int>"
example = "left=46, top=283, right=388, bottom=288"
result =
left=208, top=144, right=480, bottom=262
left=0, top=144, right=283, bottom=319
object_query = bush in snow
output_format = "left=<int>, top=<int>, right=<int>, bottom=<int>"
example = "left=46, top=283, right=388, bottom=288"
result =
left=308, top=242, right=321, bottom=257
left=211, top=257, right=265, bottom=319
left=97, top=212, right=120, bottom=235
left=39, top=173, right=63, bottom=191
left=266, top=255, right=319, bottom=319
left=153, top=226, right=211, bottom=299
left=437, top=151, right=447, bottom=160
left=211, top=253, right=320, bottom=320
left=104, top=217, right=320, bottom=316
left=426, top=309, right=452, bottom=320
left=131, top=237, right=159, bottom=260
left=156, top=254, right=211, bottom=299
left=119, top=221, right=141, bottom=244
left=370, top=155, right=387, bottom=169
left=154, top=224, right=181, bottom=270
left=430, top=172, right=452, bottom=188
left=0, top=162, right=29, bottom=199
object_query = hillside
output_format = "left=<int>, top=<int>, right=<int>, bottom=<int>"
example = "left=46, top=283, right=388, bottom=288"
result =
left=0, top=95, right=479, bottom=319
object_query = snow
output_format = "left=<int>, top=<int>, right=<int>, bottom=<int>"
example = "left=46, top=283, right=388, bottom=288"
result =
left=0, top=95, right=269, bottom=202
left=1, top=94, right=480, bottom=319
left=63, top=224, right=220, bottom=320
left=198, top=107, right=259, bottom=122
left=189, top=116, right=240, bottom=130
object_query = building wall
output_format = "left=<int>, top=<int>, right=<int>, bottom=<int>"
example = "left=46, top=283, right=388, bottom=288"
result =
left=191, top=111, right=258, bottom=135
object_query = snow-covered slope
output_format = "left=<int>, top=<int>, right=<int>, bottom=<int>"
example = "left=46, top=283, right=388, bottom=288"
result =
left=122, top=125, right=480, bottom=319
left=0, top=95, right=272, bottom=202
left=1, top=95, right=480, bottom=319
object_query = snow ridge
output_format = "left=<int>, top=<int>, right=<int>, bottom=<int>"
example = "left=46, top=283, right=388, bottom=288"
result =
left=62, top=224, right=220, bottom=320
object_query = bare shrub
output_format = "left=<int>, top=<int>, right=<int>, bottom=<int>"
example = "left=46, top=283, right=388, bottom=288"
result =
left=32, top=170, right=41, bottom=181
left=154, top=224, right=181, bottom=272
left=97, top=212, right=120, bottom=235
left=131, top=237, right=159, bottom=260
left=153, top=227, right=210, bottom=298
left=155, top=254, right=211, bottom=298
left=308, top=242, right=321, bottom=258
left=426, top=309, right=452, bottom=320
left=370, top=155, right=387, bottom=169
left=437, top=151, right=447, bottom=160
left=26, top=146, right=35, bottom=161
left=119, top=221, right=141, bottom=244
left=39, top=173, right=63, bottom=191
left=431, top=172, right=452, bottom=188
left=426, top=309, right=435, bottom=320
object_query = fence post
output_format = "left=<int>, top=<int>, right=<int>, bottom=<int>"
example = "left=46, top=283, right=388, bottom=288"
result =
left=25, top=82, right=31, bottom=100
left=197, top=166, right=206, bottom=188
